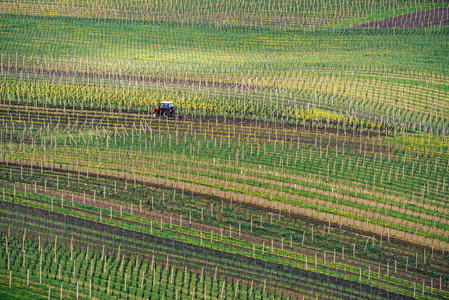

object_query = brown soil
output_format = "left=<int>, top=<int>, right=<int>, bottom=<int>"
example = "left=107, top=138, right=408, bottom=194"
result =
left=4, top=138, right=444, bottom=235
left=354, top=6, right=449, bottom=29
left=1, top=102, right=395, bottom=152
left=5, top=66, right=256, bottom=91
left=1, top=203, right=416, bottom=300
left=4, top=163, right=447, bottom=280
left=4, top=158, right=447, bottom=256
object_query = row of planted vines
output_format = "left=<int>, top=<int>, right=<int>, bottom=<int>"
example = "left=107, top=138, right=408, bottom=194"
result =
left=1, top=106, right=449, bottom=299
left=1, top=0, right=449, bottom=299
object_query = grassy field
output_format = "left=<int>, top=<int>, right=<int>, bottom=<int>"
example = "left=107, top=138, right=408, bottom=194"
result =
left=2, top=0, right=446, bottom=27
left=1, top=10, right=449, bottom=129
left=1, top=0, right=449, bottom=299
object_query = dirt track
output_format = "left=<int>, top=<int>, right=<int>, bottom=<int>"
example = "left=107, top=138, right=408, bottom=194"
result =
left=4, top=157, right=448, bottom=252
left=354, top=6, right=449, bottom=28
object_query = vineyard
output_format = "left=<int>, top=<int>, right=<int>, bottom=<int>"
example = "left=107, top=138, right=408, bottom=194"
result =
left=1, top=0, right=449, bottom=299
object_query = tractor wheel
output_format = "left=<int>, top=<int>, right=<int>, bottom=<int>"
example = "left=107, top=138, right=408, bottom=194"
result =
left=162, top=110, right=170, bottom=118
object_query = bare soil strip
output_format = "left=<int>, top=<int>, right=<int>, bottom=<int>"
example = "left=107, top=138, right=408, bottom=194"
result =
left=0, top=202, right=424, bottom=299
left=4, top=157, right=447, bottom=250
left=354, top=7, right=449, bottom=29
left=5, top=150, right=448, bottom=238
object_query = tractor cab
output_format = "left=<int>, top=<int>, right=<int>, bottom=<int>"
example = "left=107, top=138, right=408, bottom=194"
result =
left=153, top=101, right=175, bottom=118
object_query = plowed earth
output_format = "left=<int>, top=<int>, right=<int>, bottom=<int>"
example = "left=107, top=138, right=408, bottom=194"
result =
left=354, top=7, right=449, bottom=29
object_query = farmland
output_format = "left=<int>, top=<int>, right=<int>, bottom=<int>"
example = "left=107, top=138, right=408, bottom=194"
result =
left=1, top=0, right=449, bottom=299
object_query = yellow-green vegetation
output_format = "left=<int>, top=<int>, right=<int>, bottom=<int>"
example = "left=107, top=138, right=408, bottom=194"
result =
left=1, top=0, right=449, bottom=299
